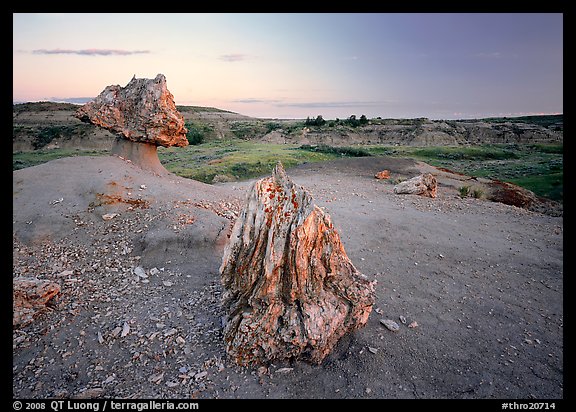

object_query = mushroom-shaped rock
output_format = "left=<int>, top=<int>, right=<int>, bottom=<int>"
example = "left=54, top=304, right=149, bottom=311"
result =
left=75, top=74, right=188, bottom=174
left=220, top=162, right=376, bottom=365
left=393, top=173, right=437, bottom=198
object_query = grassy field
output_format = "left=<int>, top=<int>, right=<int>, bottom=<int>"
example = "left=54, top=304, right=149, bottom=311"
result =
left=162, top=141, right=563, bottom=202
left=13, top=141, right=563, bottom=203
left=157, top=139, right=338, bottom=183
left=13, top=148, right=110, bottom=170
left=377, top=144, right=563, bottom=201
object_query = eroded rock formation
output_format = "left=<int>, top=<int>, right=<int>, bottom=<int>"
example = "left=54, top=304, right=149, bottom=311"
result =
left=394, top=173, right=437, bottom=198
left=220, top=163, right=375, bottom=365
left=75, top=74, right=187, bottom=173
left=13, top=277, right=61, bottom=327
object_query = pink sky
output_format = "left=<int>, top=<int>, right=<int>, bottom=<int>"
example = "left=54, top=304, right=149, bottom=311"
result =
left=13, top=13, right=563, bottom=120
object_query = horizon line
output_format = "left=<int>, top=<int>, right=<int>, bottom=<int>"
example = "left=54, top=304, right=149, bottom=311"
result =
left=12, top=99, right=563, bottom=122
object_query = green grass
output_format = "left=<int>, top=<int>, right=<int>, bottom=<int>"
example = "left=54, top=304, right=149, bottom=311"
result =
left=12, top=141, right=563, bottom=203
left=362, top=143, right=563, bottom=202
left=298, top=144, right=372, bottom=157
left=157, top=139, right=340, bottom=183
left=13, top=148, right=110, bottom=170
left=508, top=173, right=563, bottom=203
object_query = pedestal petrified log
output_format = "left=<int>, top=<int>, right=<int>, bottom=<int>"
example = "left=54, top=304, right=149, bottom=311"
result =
left=220, top=163, right=375, bottom=365
left=75, top=74, right=187, bottom=172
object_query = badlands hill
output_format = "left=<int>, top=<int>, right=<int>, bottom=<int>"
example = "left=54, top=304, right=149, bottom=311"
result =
left=12, top=102, right=562, bottom=152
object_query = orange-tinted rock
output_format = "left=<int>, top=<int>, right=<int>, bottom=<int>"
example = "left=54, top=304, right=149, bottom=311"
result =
left=393, top=173, right=437, bottom=198
left=75, top=74, right=188, bottom=148
left=13, top=277, right=60, bottom=327
left=220, top=162, right=375, bottom=365
left=375, top=170, right=391, bottom=179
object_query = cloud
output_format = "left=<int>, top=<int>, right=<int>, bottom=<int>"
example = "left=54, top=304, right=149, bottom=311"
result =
left=233, top=99, right=399, bottom=110
left=219, top=53, right=249, bottom=62
left=32, top=48, right=150, bottom=56
left=274, top=100, right=384, bottom=109
left=47, top=97, right=94, bottom=104
left=232, top=98, right=281, bottom=104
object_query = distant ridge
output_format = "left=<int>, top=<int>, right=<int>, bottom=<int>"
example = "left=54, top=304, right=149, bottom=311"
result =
left=13, top=101, right=563, bottom=152
left=176, top=105, right=238, bottom=114
left=13, top=101, right=563, bottom=124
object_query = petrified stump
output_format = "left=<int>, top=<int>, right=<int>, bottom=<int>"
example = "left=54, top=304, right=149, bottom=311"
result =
left=75, top=74, right=187, bottom=173
left=393, top=173, right=437, bottom=198
left=13, top=277, right=60, bottom=327
left=220, top=163, right=375, bottom=365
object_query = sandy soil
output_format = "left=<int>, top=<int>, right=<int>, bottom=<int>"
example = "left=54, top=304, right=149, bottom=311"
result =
left=12, top=155, right=563, bottom=399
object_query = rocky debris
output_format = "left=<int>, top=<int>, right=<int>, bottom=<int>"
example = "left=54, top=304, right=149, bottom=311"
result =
left=75, top=74, right=187, bottom=174
left=220, top=162, right=376, bottom=365
left=12, top=202, right=230, bottom=399
left=13, top=277, right=61, bottom=327
left=374, top=170, right=391, bottom=179
left=380, top=319, right=400, bottom=332
left=393, top=173, right=437, bottom=198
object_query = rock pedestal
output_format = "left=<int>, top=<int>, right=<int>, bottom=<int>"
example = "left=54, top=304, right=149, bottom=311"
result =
left=110, top=138, right=169, bottom=175
left=220, top=163, right=375, bottom=365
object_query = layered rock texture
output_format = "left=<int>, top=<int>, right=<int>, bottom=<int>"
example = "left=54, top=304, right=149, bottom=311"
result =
left=220, top=163, right=375, bottom=365
left=75, top=74, right=187, bottom=173
left=394, top=173, right=438, bottom=198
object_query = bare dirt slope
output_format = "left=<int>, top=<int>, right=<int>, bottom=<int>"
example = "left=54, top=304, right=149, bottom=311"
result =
left=12, top=155, right=563, bottom=399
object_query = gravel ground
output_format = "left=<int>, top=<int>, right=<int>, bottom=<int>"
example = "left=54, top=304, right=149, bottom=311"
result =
left=12, top=155, right=563, bottom=399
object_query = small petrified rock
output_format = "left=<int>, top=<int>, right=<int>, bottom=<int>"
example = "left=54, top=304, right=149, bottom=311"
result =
left=13, top=277, right=61, bottom=327
left=220, top=162, right=375, bottom=365
left=393, top=173, right=437, bottom=198
left=374, top=170, right=391, bottom=179
left=380, top=319, right=400, bottom=332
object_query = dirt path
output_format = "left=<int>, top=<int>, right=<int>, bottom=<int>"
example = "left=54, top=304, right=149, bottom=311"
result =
left=12, top=155, right=563, bottom=399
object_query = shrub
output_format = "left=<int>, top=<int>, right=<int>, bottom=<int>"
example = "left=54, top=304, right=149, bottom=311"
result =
left=458, top=186, right=470, bottom=198
left=298, top=144, right=371, bottom=157
left=472, top=188, right=484, bottom=199
left=185, top=122, right=212, bottom=145
left=305, top=115, right=326, bottom=127
left=265, top=122, right=282, bottom=133
left=32, top=126, right=75, bottom=149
